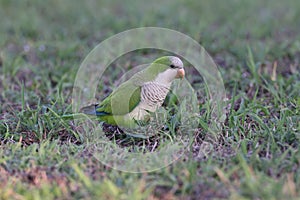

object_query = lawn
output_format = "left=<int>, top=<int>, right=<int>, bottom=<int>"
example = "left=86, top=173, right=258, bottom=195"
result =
left=0, top=0, right=299, bottom=199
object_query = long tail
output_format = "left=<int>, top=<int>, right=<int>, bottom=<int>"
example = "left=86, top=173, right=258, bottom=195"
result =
left=59, top=113, right=92, bottom=120
left=59, top=104, right=103, bottom=121
left=79, top=104, right=98, bottom=115
left=80, top=104, right=109, bottom=117
left=45, top=106, right=95, bottom=122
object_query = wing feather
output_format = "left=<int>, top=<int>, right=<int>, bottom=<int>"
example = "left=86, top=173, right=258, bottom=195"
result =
left=96, top=81, right=141, bottom=116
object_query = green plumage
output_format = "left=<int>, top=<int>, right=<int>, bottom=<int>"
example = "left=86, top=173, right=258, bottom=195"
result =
left=80, top=56, right=184, bottom=128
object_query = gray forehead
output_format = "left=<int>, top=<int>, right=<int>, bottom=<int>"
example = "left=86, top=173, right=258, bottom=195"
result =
left=169, top=56, right=183, bottom=67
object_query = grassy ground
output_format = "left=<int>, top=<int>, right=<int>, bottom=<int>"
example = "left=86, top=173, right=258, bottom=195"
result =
left=0, top=0, right=299, bottom=199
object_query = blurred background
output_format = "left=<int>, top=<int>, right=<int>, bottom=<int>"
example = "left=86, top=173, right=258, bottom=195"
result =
left=1, top=0, right=299, bottom=107
left=0, top=0, right=299, bottom=199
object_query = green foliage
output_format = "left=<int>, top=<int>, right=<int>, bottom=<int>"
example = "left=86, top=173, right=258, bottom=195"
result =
left=0, top=0, right=299, bottom=199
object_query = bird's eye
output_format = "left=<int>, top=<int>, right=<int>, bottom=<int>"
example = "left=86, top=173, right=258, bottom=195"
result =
left=170, top=64, right=176, bottom=68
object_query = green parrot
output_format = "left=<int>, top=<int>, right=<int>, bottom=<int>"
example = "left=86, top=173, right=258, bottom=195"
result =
left=80, top=56, right=185, bottom=128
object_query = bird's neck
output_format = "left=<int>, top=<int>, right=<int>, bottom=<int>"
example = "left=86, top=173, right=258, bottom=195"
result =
left=153, top=70, right=174, bottom=87
left=153, top=78, right=172, bottom=89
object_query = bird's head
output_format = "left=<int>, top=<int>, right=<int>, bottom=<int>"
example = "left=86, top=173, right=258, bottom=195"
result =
left=147, top=56, right=185, bottom=84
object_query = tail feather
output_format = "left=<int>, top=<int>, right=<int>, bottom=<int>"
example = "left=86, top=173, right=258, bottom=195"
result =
left=80, top=104, right=109, bottom=116
left=80, top=104, right=97, bottom=115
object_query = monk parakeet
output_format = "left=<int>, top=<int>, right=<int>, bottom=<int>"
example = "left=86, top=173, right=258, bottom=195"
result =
left=80, top=56, right=185, bottom=128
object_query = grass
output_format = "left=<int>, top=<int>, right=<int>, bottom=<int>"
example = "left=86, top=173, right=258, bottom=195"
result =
left=0, top=0, right=300, bottom=199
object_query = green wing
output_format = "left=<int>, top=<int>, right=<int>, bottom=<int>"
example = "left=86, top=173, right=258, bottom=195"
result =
left=96, top=81, right=141, bottom=116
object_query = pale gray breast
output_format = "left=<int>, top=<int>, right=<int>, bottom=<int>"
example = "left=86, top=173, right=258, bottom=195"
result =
left=141, top=82, right=170, bottom=109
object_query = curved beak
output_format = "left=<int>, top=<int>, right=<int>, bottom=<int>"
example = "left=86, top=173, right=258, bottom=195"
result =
left=176, top=68, right=185, bottom=79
